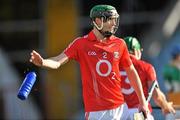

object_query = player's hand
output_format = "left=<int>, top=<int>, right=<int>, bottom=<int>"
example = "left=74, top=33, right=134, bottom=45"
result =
left=138, top=102, right=150, bottom=119
left=30, top=50, right=43, bottom=67
left=162, top=102, right=176, bottom=115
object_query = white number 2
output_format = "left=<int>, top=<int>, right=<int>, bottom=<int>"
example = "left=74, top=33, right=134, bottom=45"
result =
left=103, top=52, right=107, bottom=59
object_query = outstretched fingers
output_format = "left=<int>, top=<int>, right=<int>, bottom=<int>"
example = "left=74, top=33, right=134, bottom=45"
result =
left=168, top=102, right=176, bottom=114
left=162, top=102, right=176, bottom=115
left=29, top=50, right=43, bottom=66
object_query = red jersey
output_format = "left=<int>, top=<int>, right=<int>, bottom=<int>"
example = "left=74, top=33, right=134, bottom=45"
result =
left=64, top=31, right=132, bottom=112
left=120, top=55, right=157, bottom=112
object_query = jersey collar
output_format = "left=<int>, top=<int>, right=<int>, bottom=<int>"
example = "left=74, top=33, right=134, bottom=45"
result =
left=130, top=54, right=137, bottom=60
left=88, top=31, right=97, bottom=41
left=88, top=30, right=115, bottom=42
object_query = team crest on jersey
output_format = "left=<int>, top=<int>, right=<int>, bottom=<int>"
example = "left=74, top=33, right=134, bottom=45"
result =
left=114, top=52, right=119, bottom=58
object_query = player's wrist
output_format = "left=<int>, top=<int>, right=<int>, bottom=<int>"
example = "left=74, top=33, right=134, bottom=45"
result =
left=139, top=96, right=147, bottom=106
left=41, top=59, right=45, bottom=67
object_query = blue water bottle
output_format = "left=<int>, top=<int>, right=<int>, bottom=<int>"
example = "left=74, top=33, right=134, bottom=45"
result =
left=17, top=71, right=37, bottom=100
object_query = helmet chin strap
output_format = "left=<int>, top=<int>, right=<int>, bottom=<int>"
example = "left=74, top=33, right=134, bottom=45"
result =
left=100, top=31, right=113, bottom=38
left=92, top=17, right=104, bottom=30
left=92, top=17, right=113, bottom=38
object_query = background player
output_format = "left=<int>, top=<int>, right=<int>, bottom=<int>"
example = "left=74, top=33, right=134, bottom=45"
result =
left=120, top=36, right=176, bottom=120
left=163, top=45, right=180, bottom=93
left=30, top=5, right=149, bottom=120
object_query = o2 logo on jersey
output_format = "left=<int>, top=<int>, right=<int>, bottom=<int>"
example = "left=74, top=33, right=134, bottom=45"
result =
left=96, top=60, right=112, bottom=77
left=95, top=52, right=116, bottom=80
left=120, top=71, right=134, bottom=95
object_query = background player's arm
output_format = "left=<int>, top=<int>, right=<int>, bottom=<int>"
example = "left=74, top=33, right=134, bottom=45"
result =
left=147, top=81, right=176, bottom=115
left=30, top=50, right=69, bottom=69
left=124, top=64, right=148, bottom=113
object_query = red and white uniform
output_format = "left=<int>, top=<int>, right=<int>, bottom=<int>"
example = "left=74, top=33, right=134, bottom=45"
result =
left=64, top=31, right=132, bottom=112
left=121, top=55, right=157, bottom=112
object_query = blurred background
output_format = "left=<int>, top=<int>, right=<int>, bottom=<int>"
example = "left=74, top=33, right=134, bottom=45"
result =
left=0, top=0, right=179, bottom=119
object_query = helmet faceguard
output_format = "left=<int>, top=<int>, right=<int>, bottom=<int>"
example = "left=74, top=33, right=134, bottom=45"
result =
left=90, top=5, right=119, bottom=37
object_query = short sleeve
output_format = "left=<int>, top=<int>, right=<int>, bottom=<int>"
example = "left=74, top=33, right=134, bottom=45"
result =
left=64, top=38, right=81, bottom=61
left=147, top=65, right=157, bottom=81
left=119, top=42, right=132, bottom=68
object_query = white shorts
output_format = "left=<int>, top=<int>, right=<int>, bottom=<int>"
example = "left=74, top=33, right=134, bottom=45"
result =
left=123, top=107, right=154, bottom=120
left=85, top=103, right=128, bottom=120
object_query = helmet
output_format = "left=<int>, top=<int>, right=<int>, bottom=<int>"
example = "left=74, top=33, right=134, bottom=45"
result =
left=90, top=5, right=119, bottom=37
left=124, top=36, right=141, bottom=53
left=171, top=45, right=180, bottom=59
left=90, top=5, right=119, bottom=20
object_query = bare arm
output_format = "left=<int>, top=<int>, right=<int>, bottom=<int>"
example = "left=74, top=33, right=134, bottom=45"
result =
left=30, top=50, right=69, bottom=69
left=125, top=64, right=146, bottom=106
left=124, top=64, right=149, bottom=115
left=148, top=81, right=176, bottom=115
